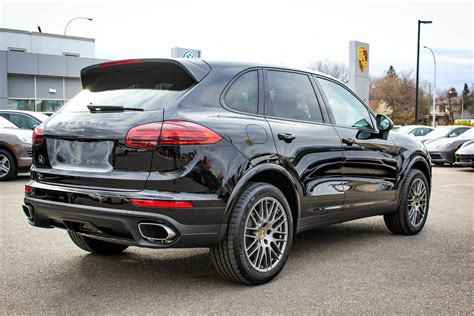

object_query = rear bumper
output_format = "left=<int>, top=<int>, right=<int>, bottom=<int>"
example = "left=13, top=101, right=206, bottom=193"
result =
left=23, top=181, right=227, bottom=248
left=455, top=154, right=474, bottom=167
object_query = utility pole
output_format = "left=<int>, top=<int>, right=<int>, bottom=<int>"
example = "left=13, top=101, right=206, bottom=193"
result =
left=415, top=20, right=432, bottom=124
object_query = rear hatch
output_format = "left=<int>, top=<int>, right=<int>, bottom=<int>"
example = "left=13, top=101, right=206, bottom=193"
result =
left=33, top=59, right=210, bottom=191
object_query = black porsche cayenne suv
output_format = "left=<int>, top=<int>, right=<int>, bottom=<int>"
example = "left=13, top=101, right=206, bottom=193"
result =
left=23, top=59, right=431, bottom=284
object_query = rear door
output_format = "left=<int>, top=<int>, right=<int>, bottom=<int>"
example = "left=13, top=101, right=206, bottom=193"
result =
left=263, top=69, right=344, bottom=228
left=315, top=76, right=398, bottom=217
left=33, top=60, right=204, bottom=191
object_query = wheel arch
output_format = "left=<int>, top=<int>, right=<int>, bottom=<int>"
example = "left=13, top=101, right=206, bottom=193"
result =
left=408, top=155, right=432, bottom=186
left=218, top=163, right=302, bottom=241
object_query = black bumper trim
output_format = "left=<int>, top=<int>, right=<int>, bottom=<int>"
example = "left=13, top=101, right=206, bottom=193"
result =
left=24, top=197, right=224, bottom=248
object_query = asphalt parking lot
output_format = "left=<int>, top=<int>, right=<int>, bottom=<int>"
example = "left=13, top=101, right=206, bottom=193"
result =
left=1, top=167, right=472, bottom=314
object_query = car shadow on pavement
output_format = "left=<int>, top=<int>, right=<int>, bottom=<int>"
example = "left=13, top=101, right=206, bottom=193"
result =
left=56, top=220, right=393, bottom=290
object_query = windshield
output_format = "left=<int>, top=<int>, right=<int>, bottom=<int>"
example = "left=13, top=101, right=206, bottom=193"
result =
left=0, top=116, right=18, bottom=128
left=426, top=127, right=454, bottom=138
left=59, top=89, right=188, bottom=113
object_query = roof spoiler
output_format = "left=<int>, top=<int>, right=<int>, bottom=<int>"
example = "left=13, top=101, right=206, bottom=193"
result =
left=80, top=58, right=211, bottom=89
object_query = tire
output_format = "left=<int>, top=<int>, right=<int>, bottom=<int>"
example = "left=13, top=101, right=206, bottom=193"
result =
left=0, top=149, right=18, bottom=181
left=67, top=230, right=128, bottom=255
left=384, top=169, right=430, bottom=235
left=210, top=182, right=294, bottom=285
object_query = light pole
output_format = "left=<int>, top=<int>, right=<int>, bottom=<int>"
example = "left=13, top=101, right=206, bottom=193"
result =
left=424, top=46, right=436, bottom=127
left=64, top=17, right=93, bottom=35
left=415, top=20, right=432, bottom=124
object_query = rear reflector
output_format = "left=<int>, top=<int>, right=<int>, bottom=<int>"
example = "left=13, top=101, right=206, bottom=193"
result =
left=130, top=199, right=193, bottom=208
left=32, top=125, right=44, bottom=145
left=25, top=185, right=33, bottom=194
left=99, top=59, right=143, bottom=67
left=125, top=120, right=222, bottom=149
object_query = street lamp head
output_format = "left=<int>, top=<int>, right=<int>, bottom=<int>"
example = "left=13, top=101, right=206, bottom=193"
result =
left=87, top=18, right=93, bottom=21
left=420, top=20, right=432, bottom=24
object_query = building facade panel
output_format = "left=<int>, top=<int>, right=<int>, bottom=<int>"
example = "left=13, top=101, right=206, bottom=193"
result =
left=65, top=78, right=82, bottom=99
left=38, top=54, right=67, bottom=76
left=36, top=77, right=64, bottom=99
left=7, top=51, right=39, bottom=75
left=7, top=75, right=35, bottom=98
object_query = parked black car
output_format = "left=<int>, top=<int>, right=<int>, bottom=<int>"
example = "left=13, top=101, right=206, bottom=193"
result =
left=23, top=59, right=432, bottom=284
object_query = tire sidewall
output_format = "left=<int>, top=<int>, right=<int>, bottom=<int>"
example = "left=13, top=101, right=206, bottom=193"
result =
left=232, top=184, right=294, bottom=284
left=0, top=150, right=16, bottom=181
left=402, top=170, right=430, bottom=234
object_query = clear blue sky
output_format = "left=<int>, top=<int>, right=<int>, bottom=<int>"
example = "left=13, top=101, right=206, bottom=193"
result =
left=1, top=0, right=472, bottom=92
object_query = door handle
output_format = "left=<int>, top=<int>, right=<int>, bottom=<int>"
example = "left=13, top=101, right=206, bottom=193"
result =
left=342, top=138, right=356, bottom=146
left=278, top=133, right=296, bottom=143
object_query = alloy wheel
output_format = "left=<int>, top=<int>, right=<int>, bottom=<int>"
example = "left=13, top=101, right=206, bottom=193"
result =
left=0, top=154, right=10, bottom=178
left=244, top=197, right=289, bottom=272
left=408, top=178, right=428, bottom=226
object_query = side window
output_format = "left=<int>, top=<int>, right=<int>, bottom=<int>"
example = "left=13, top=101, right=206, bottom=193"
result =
left=420, top=128, right=432, bottom=136
left=224, top=71, right=258, bottom=114
left=318, top=78, right=374, bottom=130
left=266, top=71, right=323, bottom=123
left=452, top=128, right=468, bottom=137
left=8, top=114, right=38, bottom=130
left=411, top=128, right=425, bottom=136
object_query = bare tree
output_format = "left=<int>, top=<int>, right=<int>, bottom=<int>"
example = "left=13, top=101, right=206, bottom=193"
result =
left=308, top=60, right=349, bottom=83
left=438, top=88, right=461, bottom=124
left=370, top=68, right=429, bottom=124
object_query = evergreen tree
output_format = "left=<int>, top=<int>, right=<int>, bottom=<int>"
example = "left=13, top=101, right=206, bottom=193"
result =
left=386, top=66, right=397, bottom=78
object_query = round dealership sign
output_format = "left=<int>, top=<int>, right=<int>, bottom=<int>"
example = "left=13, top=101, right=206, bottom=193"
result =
left=183, top=51, right=194, bottom=59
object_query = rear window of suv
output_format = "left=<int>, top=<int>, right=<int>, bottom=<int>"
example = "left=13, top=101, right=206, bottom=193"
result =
left=59, top=69, right=196, bottom=113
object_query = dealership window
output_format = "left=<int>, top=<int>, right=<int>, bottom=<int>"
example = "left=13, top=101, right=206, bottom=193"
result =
left=35, top=100, right=65, bottom=112
left=8, top=99, right=35, bottom=111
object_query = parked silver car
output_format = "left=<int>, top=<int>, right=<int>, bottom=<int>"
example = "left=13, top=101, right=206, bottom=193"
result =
left=0, top=117, right=33, bottom=181
left=0, top=110, right=49, bottom=130
left=418, top=125, right=470, bottom=144
left=395, top=125, right=435, bottom=137
left=425, top=128, right=473, bottom=165
left=455, top=140, right=474, bottom=167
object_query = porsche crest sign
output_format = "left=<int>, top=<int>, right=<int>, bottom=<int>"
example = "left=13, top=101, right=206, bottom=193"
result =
left=358, top=46, right=368, bottom=73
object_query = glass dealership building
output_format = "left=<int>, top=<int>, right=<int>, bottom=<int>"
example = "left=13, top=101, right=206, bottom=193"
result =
left=0, top=28, right=105, bottom=112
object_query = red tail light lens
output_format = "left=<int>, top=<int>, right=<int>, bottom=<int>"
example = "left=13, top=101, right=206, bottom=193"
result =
left=130, top=199, right=193, bottom=208
left=99, top=59, right=143, bottom=67
left=32, top=125, right=44, bottom=145
left=126, top=122, right=161, bottom=149
left=25, top=185, right=33, bottom=194
left=125, top=121, right=222, bottom=149
left=160, top=121, right=222, bottom=145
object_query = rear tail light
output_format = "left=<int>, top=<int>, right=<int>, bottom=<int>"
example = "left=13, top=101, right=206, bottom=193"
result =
left=25, top=185, right=33, bottom=194
left=125, top=122, right=161, bottom=149
left=32, top=125, right=44, bottom=145
left=125, top=120, right=222, bottom=149
left=130, top=199, right=193, bottom=208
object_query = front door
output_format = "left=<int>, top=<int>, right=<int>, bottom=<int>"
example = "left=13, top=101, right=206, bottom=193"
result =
left=263, top=69, right=344, bottom=230
left=315, top=77, right=399, bottom=217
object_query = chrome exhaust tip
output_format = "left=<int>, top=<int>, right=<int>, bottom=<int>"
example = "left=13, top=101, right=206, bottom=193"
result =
left=138, top=222, right=178, bottom=244
left=22, top=204, right=34, bottom=220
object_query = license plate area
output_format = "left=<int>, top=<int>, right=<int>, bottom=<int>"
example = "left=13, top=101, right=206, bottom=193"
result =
left=47, top=138, right=114, bottom=172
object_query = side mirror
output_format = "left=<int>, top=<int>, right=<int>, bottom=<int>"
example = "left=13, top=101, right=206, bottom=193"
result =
left=376, top=114, right=393, bottom=140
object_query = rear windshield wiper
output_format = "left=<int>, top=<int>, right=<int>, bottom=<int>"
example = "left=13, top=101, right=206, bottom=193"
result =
left=87, top=105, right=144, bottom=112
